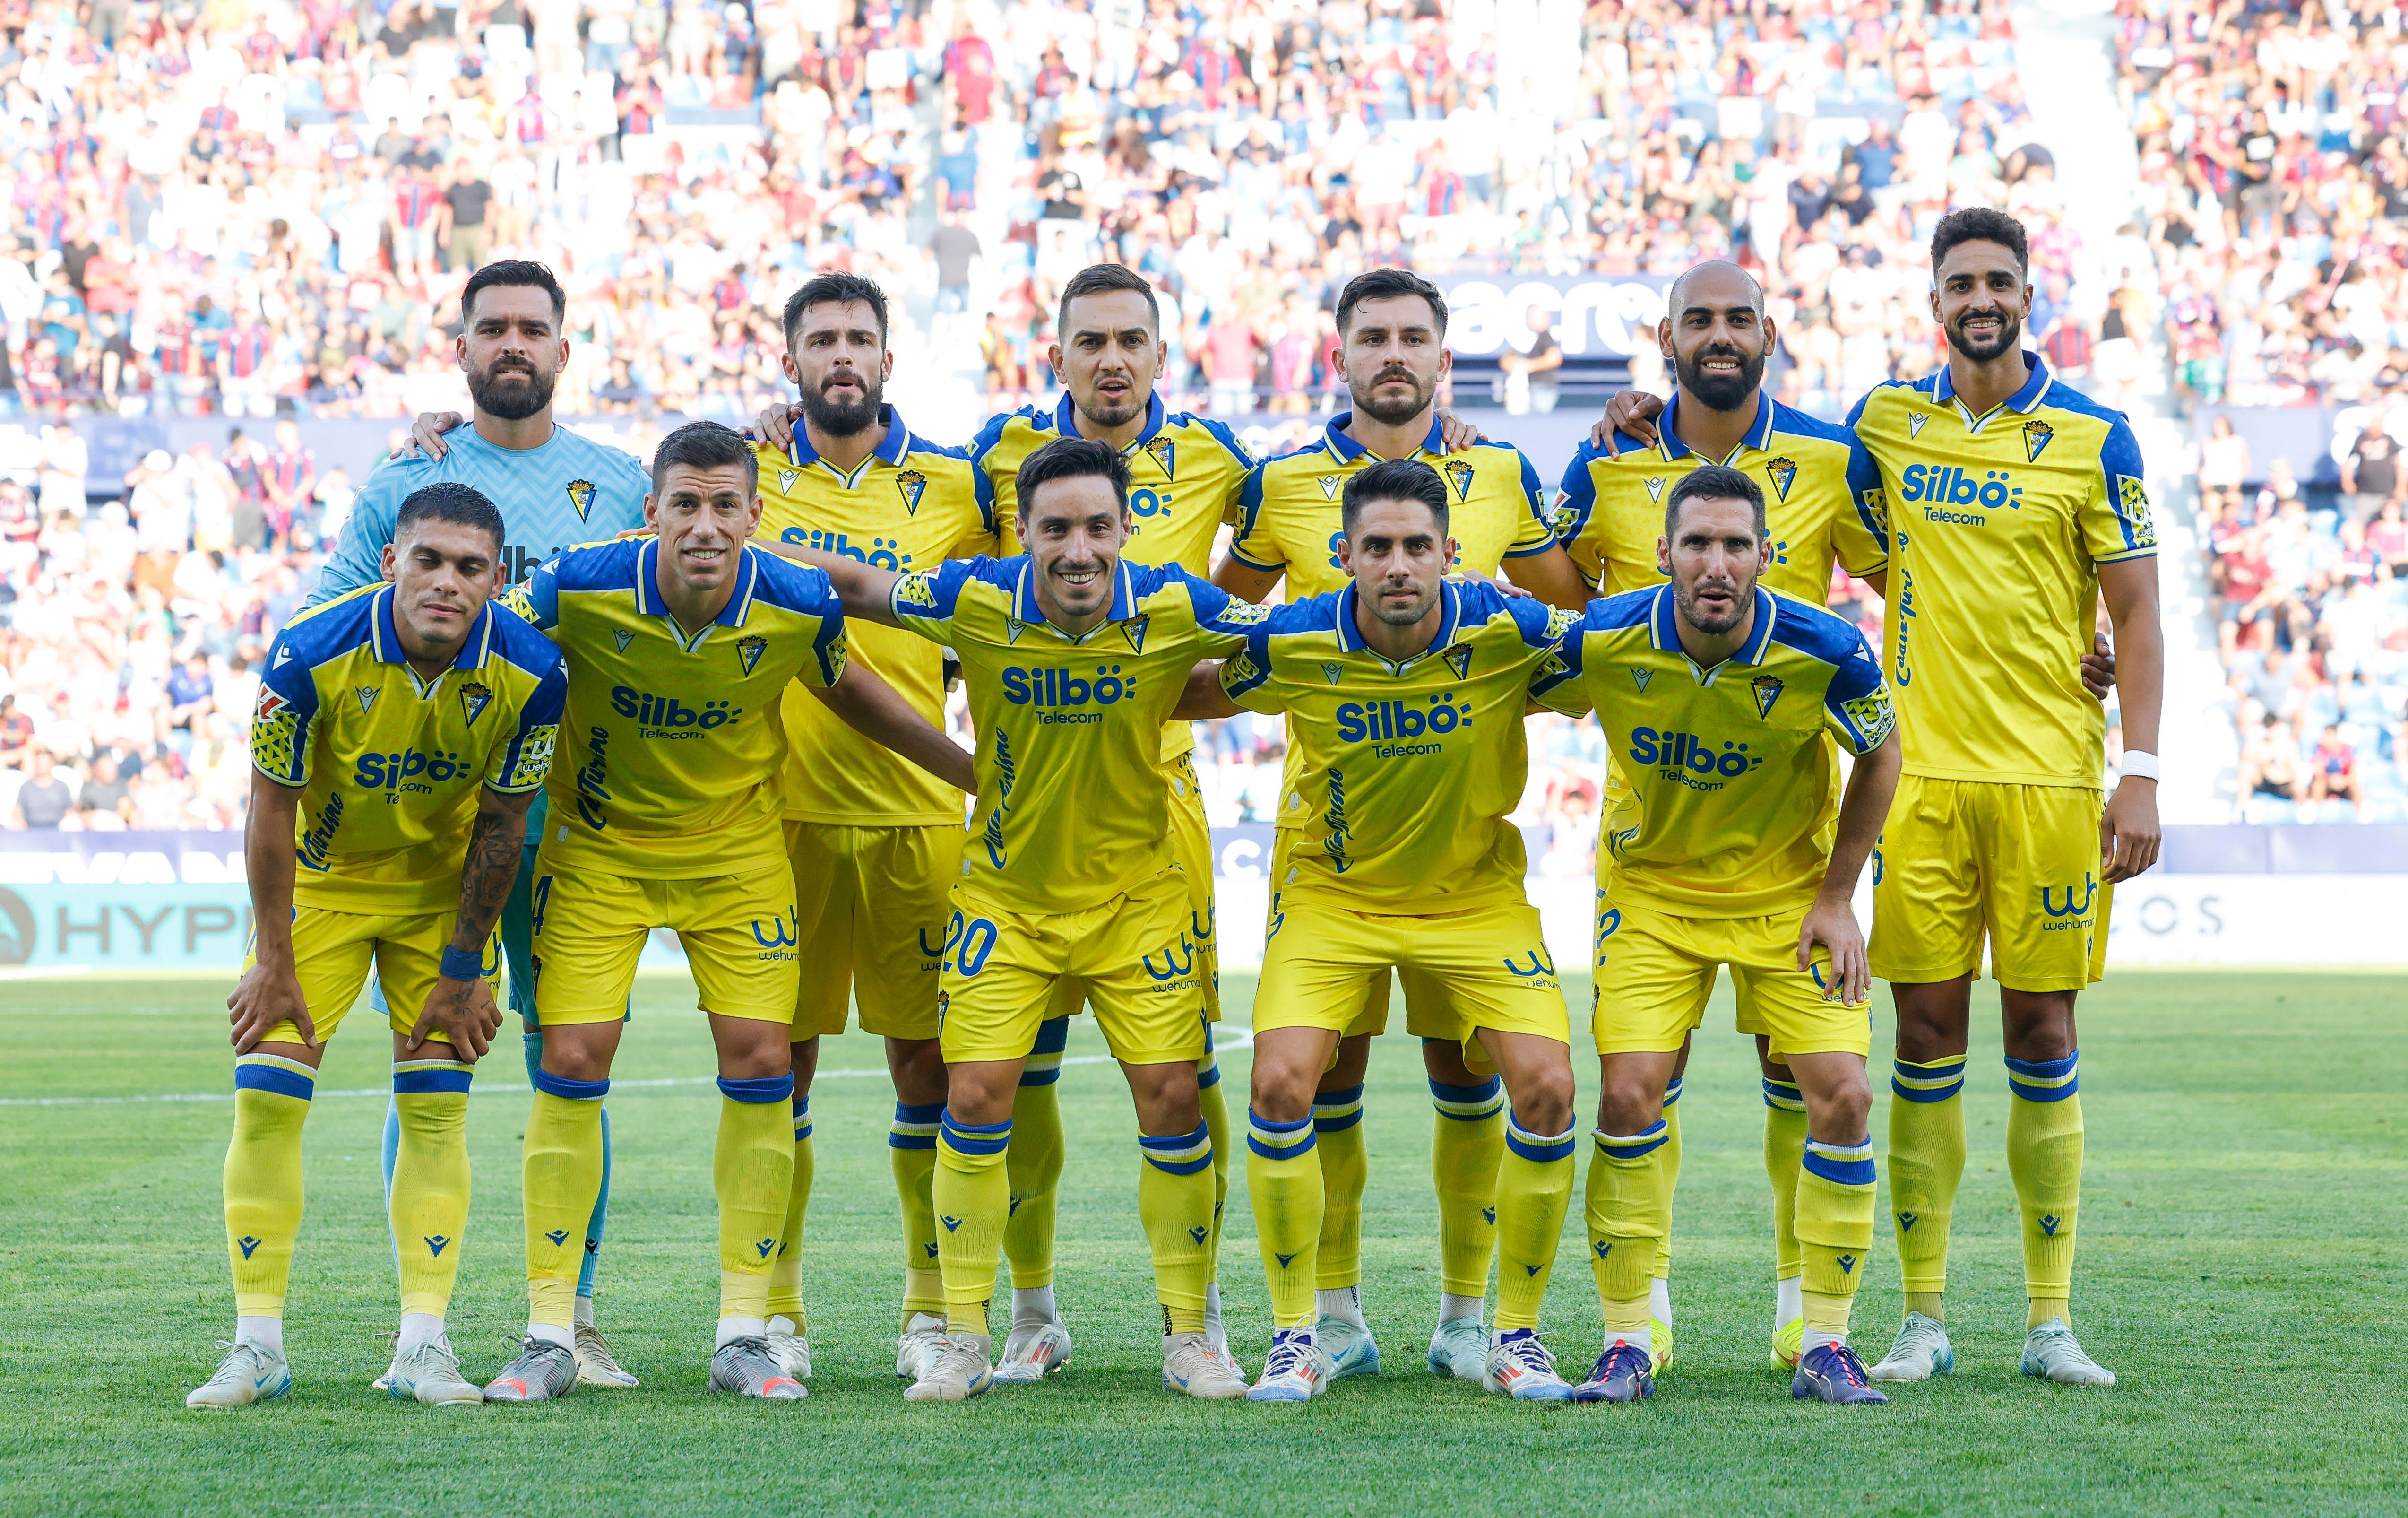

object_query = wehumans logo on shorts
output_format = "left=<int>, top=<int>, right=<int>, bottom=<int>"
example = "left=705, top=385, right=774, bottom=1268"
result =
left=2040, top=873, right=2098, bottom=926
left=751, top=908, right=798, bottom=955
left=1143, top=935, right=1199, bottom=984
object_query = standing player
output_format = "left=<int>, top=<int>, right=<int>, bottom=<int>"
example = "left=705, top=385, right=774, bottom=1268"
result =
left=1213, top=266, right=1589, bottom=1383
left=188, top=485, right=564, bottom=1409
left=784, top=438, right=1269, bottom=1403
left=1178, top=460, right=1583, bottom=1403
left=479, top=423, right=973, bottom=1404
left=341, top=260, right=652, bottom=1390
left=746, top=272, right=996, bottom=1385
left=1531, top=466, right=1901, bottom=1406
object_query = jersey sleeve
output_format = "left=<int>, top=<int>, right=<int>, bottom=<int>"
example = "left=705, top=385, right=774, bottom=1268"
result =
left=890, top=556, right=977, bottom=644
left=487, top=660, right=566, bottom=793
left=1526, top=613, right=1592, bottom=717
left=1225, top=463, right=1285, bottom=570
left=966, top=411, right=1013, bottom=538
left=304, top=465, right=405, bottom=608
left=800, top=580, right=849, bottom=690
left=1552, top=449, right=1600, bottom=550
left=1842, top=396, right=1891, bottom=555
left=510, top=556, right=563, bottom=636
left=1181, top=570, right=1274, bottom=652
left=1828, top=438, right=1889, bottom=579
left=249, top=634, right=323, bottom=787
left=1501, top=451, right=1556, bottom=558
left=1217, top=624, right=1283, bottom=713
left=1194, top=417, right=1260, bottom=524
left=1821, top=631, right=1896, bottom=755
left=2086, top=416, right=2158, bottom=564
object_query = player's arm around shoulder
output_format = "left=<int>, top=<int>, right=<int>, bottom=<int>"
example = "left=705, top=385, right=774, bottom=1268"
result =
left=1213, top=455, right=1289, bottom=603
left=758, top=536, right=924, bottom=628
left=1174, top=601, right=1288, bottom=721
left=806, top=657, right=977, bottom=795
left=303, top=457, right=422, bottom=609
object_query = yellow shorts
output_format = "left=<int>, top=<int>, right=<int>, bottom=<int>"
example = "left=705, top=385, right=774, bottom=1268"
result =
left=1591, top=889, right=1866, bottom=1058
left=530, top=856, right=799, bottom=1026
left=249, top=904, right=501, bottom=1047
left=1265, top=829, right=1462, bottom=1041
left=1256, top=895, right=1570, bottom=1071
left=785, top=819, right=958, bottom=1040
left=1869, top=775, right=2112, bottom=994
left=1046, top=754, right=1222, bottom=1024
left=941, top=869, right=1208, bottom=1067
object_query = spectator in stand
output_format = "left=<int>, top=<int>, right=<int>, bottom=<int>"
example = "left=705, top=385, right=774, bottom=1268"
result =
left=2199, top=415, right=2252, bottom=519
left=2340, top=408, right=2406, bottom=525
left=9, top=748, right=75, bottom=830
left=440, top=159, right=497, bottom=273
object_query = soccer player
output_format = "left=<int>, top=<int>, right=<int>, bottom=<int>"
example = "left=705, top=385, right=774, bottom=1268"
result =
left=1212, top=266, right=1589, bottom=1383
left=188, top=484, right=565, bottom=1409
left=479, top=422, right=973, bottom=1404
left=782, top=436, right=1269, bottom=1403
left=1178, top=459, right=1583, bottom=1403
left=745, top=271, right=998, bottom=1385
left=1843, top=208, right=2162, bottom=1387
left=1529, top=465, right=1902, bottom=1405
left=339, top=260, right=652, bottom=1390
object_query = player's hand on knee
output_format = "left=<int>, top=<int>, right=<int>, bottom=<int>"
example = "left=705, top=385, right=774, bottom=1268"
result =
left=409, top=977, right=494, bottom=1060
left=1591, top=390, right=1664, bottom=449
left=2079, top=633, right=2116, bottom=701
left=2100, top=779, right=2161, bottom=884
left=228, top=963, right=315, bottom=1053
left=1799, top=898, right=1869, bottom=1006
left=751, top=401, right=802, bottom=450
left=398, top=411, right=466, bottom=460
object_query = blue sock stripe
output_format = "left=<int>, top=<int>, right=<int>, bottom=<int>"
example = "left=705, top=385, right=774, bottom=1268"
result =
left=1312, top=1106, right=1364, bottom=1133
left=1140, top=1122, right=1214, bottom=1174
left=1029, top=1017, right=1071, bottom=1056
left=791, top=1094, right=813, bottom=1138
left=1246, top=1110, right=1316, bottom=1161
left=890, top=1100, right=941, bottom=1150
left=391, top=1061, right=475, bottom=1095
left=1802, top=1138, right=1878, bottom=1187
left=1312, top=1083, right=1365, bottom=1132
left=1662, top=1076, right=1684, bottom=1106
left=1017, top=1065, right=1063, bottom=1088
left=2005, top=1051, right=2080, bottom=1102
left=1504, top=1115, right=1577, bottom=1164
left=1593, top=1121, right=1668, bottom=1161
left=939, top=1112, right=1012, bottom=1156
left=1890, top=1058, right=1965, bottom=1103
left=718, top=1074, right=795, bottom=1104
left=1429, top=1076, right=1502, bottom=1102
left=235, top=1054, right=316, bottom=1101
left=1430, top=1075, right=1506, bottom=1121
left=1761, top=1076, right=1806, bottom=1111
left=532, top=1068, right=608, bottom=1102
left=1195, top=1058, right=1222, bottom=1090
left=895, top=1101, right=944, bottom=1123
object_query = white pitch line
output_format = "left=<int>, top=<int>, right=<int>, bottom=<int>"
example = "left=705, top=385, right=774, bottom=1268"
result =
left=0, top=1030, right=1252, bottom=1109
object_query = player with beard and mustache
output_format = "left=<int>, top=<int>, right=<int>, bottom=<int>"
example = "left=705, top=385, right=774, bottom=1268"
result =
left=1212, top=266, right=1592, bottom=1391
left=315, top=260, right=653, bottom=1397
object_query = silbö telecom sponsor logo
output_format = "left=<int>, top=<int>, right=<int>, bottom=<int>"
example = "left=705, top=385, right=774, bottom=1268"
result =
left=1001, top=664, right=1137, bottom=726
left=1898, top=463, right=2022, bottom=526
left=1335, top=694, right=1471, bottom=758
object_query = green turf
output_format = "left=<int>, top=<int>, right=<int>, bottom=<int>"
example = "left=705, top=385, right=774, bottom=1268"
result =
left=0, top=970, right=2403, bottom=1516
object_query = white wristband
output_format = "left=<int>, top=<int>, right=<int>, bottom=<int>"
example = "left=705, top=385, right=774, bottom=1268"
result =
left=2119, top=750, right=2160, bottom=782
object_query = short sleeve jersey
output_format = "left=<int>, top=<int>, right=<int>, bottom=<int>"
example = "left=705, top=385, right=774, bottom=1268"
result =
left=888, top=555, right=1269, bottom=915
left=1531, top=586, right=1894, bottom=916
left=1845, top=353, right=2155, bottom=789
left=1221, top=581, right=1575, bottom=913
left=753, top=412, right=995, bottom=826
left=971, top=394, right=1257, bottom=766
left=514, top=538, right=847, bottom=877
left=1227, top=412, right=1555, bottom=600
left=1553, top=392, right=1888, bottom=599
left=251, top=584, right=566, bottom=913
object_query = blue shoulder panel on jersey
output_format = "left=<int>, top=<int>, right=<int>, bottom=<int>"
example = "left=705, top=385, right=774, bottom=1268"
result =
left=1768, top=399, right=1857, bottom=446
left=1585, top=587, right=1658, bottom=634
left=1764, top=593, right=1870, bottom=669
left=278, top=583, right=381, bottom=664
left=894, top=555, right=983, bottom=623
left=966, top=407, right=1044, bottom=520
left=1842, top=376, right=1930, bottom=428
left=1183, top=413, right=1259, bottom=470
left=1499, top=589, right=1559, bottom=647
left=1261, top=588, right=1346, bottom=640
left=749, top=545, right=841, bottom=615
left=487, top=601, right=566, bottom=680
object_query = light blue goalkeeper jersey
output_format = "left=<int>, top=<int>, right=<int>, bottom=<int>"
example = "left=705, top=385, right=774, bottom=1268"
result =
left=309, top=423, right=652, bottom=604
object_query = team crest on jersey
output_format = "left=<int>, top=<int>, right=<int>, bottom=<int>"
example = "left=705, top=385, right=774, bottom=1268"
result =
left=1442, top=459, right=1476, bottom=501
left=1907, top=412, right=1929, bottom=439
left=1643, top=476, right=1667, bottom=504
left=1763, top=456, right=1798, bottom=503
left=1320, top=662, right=1344, bottom=685
left=566, top=479, right=597, bottom=521
left=778, top=467, right=802, bottom=495
left=1844, top=690, right=1896, bottom=744
left=355, top=685, right=380, bottom=714
left=1144, top=437, right=1176, bottom=479
left=1443, top=642, right=1474, bottom=680
left=2118, top=474, right=2157, bottom=544
left=1122, top=614, right=1150, bottom=654
left=458, top=681, right=493, bottom=727
left=895, top=469, right=927, bottom=515
left=1317, top=475, right=1342, bottom=501
left=2022, top=418, right=2055, bottom=462
left=1631, top=667, right=1653, bottom=694
left=1751, top=674, right=1785, bottom=718
left=613, top=628, right=636, bottom=653
left=735, top=634, right=769, bottom=675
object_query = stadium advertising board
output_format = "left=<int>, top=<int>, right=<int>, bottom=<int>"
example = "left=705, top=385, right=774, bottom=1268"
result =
left=1432, top=274, right=1671, bottom=370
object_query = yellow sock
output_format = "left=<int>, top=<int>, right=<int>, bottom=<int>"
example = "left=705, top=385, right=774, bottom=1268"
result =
left=1138, top=1121, right=1216, bottom=1335
left=1887, top=1054, right=1966, bottom=1319
left=1246, top=1109, right=1321, bottom=1327
left=1493, top=1113, right=1575, bottom=1332
left=889, top=1100, right=943, bottom=1322
left=1652, top=1078, right=1683, bottom=1286
left=713, top=1077, right=795, bottom=1325
left=1198, top=1044, right=1231, bottom=1285
left=225, top=1054, right=315, bottom=1317
left=1000, top=1018, right=1068, bottom=1290
left=765, top=1096, right=813, bottom=1328
left=2006, top=1053, right=2084, bottom=1329
left=1761, top=1073, right=1807, bottom=1285
left=1797, top=1136, right=1878, bottom=1342
left=935, top=1111, right=1012, bottom=1336
left=524, top=1074, right=607, bottom=1332
left=390, top=1056, right=475, bottom=1319
left=1587, top=1120, right=1672, bottom=1340
left=1428, top=1069, right=1505, bottom=1300
left=1312, top=1083, right=1368, bottom=1291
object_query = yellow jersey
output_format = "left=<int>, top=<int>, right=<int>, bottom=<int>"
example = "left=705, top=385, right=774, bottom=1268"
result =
left=1531, top=585, right=1895, bottom=917
left=515, top=537, right=848, bottom=878
left=1226, top=412, right=1556, bottom=600
left=971, top=394, right=1256, bottom=767
left=753, top=412, right=995, bottom=826
left=1554, top=391, right=1887, bottom=600
left=1846, top=354, right=2155, bottom=789
left=888, top=555, right=1269, bottom=914
left=1220, top=580, right=1575, bottom=913
left=251, top=584, right=565, bottom=913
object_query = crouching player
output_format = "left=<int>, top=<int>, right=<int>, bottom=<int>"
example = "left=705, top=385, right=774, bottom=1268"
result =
left=1179, top=458, right=1584, bottom=1403
left=190, top=484, right=565, bottom=1408
left=1529, top=464, right=1903, bottom=1405
left=480, top=423, right=972, bottom=1403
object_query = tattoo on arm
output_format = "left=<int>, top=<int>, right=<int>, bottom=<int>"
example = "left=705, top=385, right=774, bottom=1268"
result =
left=449, top=804, right=526, bottom=954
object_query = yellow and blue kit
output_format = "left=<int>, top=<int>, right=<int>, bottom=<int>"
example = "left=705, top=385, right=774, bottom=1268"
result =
left=754, top=411, right=996, bottom=1041
left=513, top=536, right=849, bottom=1024
left=1219, top=579, right=1574, bottom=1058
left=1846, top=353, right=2154, bottom=990
left=886, top=554, right=1266, bottom=1065
left=1530, top=584, right=1894, bottom=1057
left=1554, top=391, right=1888, bottom=600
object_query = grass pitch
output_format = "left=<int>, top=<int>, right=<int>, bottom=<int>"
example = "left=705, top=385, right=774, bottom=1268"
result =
left=0, top=969, right=2402, bottom=1516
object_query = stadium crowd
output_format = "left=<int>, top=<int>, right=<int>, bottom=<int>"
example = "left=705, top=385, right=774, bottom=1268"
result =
left=2111, top=0, right=2408, bottom=819
left=0, top=0, right=2137, bottom=845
